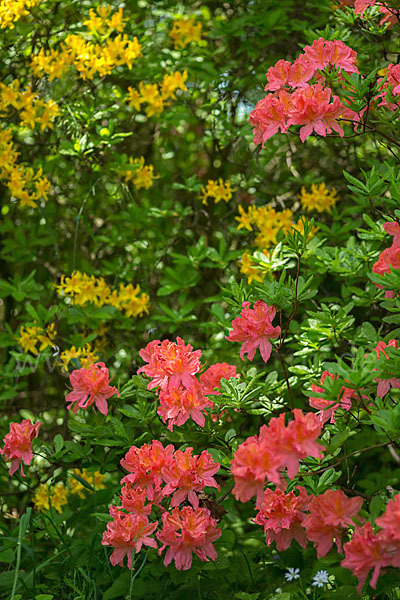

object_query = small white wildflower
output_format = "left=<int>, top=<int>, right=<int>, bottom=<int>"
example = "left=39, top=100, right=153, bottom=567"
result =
left=285, top=567, right=300, bottom=581
left=312, top=570, right=329, bottom=587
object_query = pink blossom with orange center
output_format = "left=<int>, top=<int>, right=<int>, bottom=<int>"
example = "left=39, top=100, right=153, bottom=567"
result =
left=226, top=300, right=281, bottom=362
left=376, top=494, right=400, bottom=544
left=267, top=410, right=325, bottom=479
left=65, top=362, right=119, bottom=416
left=231, top=411, right=324, bottom=503
left=249, top=90, right=292, bottom=147
left=373, top=339, right=400, bottom=397
left=157, top=383, right=214, bottom=430
left=288, top=84, right=352, bottom=142
left=354, top=0, right=376, bottom=15
left=309, top=370, right=355, bottom=423
left=341, top=522, right=399, bottom=593
left=162, top=448, right=220, bottom=509
left=120, top=483, right=152, bottom=516
left=383, top=220, right=400, bottom=245
left=231, top=428, right=283, bottom=503
left=200, top=362, right=240, bottom=395
left=372, top=245, right=400, bottom=298
left=303, top=489, right=363, bottom=558
left=138, top=337, right=202, bottom=391
left=157, top=506, right=221, bottom=570
left=253, top=486, right=310, bottom=551
left=101, top=506, right=158, bottom=569
left=302, top=38, right=358, bottom=74
left=120, top=440, right=174, bottom=503
left=0, top=419, right=41, bottom=476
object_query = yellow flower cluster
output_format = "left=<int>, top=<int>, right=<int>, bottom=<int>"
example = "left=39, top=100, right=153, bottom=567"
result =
left=83, top=5, right=126, bottom=36
left=239, top=250, right=266, bottom=285
left=200, top=179, right=235, bottom=205
left=169, top=16, right=202, bottom=49
left=120, top=156, right=157, bottom=190
left=32, top=469, right=106, bottom=512
left=56, top=271, right=150, bottom=318
left=60, top=344, right=99, bottom=373
left=0, top=80, right=60, bottom=131
left=236, top=205, right=294, bottom=248
left=299, top=183, right=338, bottom=213
left=127, top=71, right=187, bottom=118
left=33, top=482, right=68, bottom=514
left=69, top=468, right=107, bottom=498
left=31, top=6, right=141, bottom=81
left=0, top=0, right=39, bottom=30
left=17, top=323, right=56, bottom=355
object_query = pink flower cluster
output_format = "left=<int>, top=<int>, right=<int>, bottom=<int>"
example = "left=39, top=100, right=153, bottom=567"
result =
left=342, top=494, right=400, bottom=593
left=309, top=370, right=359, bottom=424
left=372, top=221, right=400, bottom=298
left=231, top=410, right=325, bottom=503
left=373, top=338, right=400, bottom=397
left=138, top=337, right=239, bottom=429
left=0, top=419, right=41, bottom=476
left=254, top=487, right=363, bottom=559
left=65, top=362, right=119, bottom=416
left=249, top=38, right=359, bottom=145
left=102, top=440, right=221, bottom=570
left=226, top=300, right=281, bottom=362
left=340, top=0, right=398, bottom=28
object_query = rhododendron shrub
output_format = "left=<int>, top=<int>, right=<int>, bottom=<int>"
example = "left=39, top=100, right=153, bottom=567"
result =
left=4, top=0, right=400, bottom=597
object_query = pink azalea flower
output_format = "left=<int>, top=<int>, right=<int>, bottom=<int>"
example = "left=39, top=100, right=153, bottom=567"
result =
left=376, top=494, right=400, bottom=543
left=199, top=362, right=240, bottom=396
left=373, top=339, right=400, bottom=397
left=268, top=410, right=325, bottom=479
left=341, top=522, right=397, bottom=593
left=354, top=0, right=376, bottom=16
left=309, top=370, right=355, bottom=423
left=289, top=84, right=350, bottom=142
left=138, top=337, right=202, bottom=391
left=162, top=448, right=220, bottom=509
left=372, top=245, right=400, bottom=297
left=302, top=38, right=358, bottom=74
left=231, top=428, right=283, bottom=502
left=253, top=486, right=310, bottom=551
left=120, top=440, right=174, bottom=503
left=264, top=59, right=292, bottom=91
left=249, top=90, right=292, bottom=147
left=102, top=506, right=158, bottom=569
left=303, top=489, right=363, bottom=558
left=287, top=57, right=315, bottom=88
left=65, top=362, right=119, bottom=416
left=226, top=300, right=281, bottom=362
left=383, top=220, right=400, bottom=245
left=0, top=419, right=41, bottom=476
left=157, top=506, right=221, bottom=570
left=120, top=483, right=152, bottom=516
left=232, top=411, right=324, bottom=502
left=157, top=383, right=214, bottom=430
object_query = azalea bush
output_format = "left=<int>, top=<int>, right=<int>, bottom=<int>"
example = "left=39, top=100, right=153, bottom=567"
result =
left=3, top=0, right=400, bottom=599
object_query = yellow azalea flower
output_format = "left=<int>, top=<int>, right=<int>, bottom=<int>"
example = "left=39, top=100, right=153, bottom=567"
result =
left=121, top=156, right=157, bottom=190
left=169, top=16, right=203, bottom=49
left=291, top=218, right=319, bottom=240
left=33, top=482, right=68, bottom=513
left=201, top=178, right=235, bottom=205
left=17, top=323, right=56, bottom=355
left=127, top=87, right=142, bottom=110
left=239, top=251, right=266, bottom=284
left=69, top=468, right=106, bottom=498
left=160, top=71, right=188, bottom=100
left=0, top=0, right=40, bottom=30
left=59, top=346, right=82, bottom=372
left=299, top=182, right=338, bottom=213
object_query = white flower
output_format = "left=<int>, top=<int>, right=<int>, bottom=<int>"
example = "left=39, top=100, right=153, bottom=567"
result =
left=285, top=567, right=300, bottom=582
left=312, top=570, right=329, bottom=587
